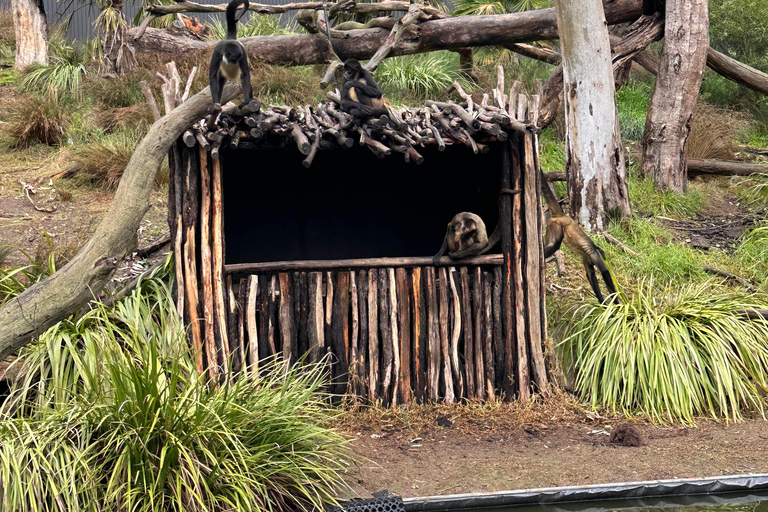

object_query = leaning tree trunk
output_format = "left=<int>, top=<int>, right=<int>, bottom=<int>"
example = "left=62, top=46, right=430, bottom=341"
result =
left=0, top=84, right=239, bottom=360
left=11, top=0, right=48, bottom=69
left=555, top=0, right=631, bottom=231
left=642, top=0, right=709, bottom=193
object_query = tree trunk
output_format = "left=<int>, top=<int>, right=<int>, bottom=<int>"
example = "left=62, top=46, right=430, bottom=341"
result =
left=556, top=0, right=630, bottom=231
left=100, top=0, right=135, bottom=76
left=127, top=0, right=644, bottom=65
left=641, top=0, right=709, bottom=193
left=11, top=0, right=48, bottom=69
left=0, top=84, right=240, bottom=360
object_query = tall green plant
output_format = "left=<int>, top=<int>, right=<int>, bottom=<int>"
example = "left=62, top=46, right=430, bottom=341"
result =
left=0, top=261, right=352, bottom=512
left=561, top=281, right=768, bottom=424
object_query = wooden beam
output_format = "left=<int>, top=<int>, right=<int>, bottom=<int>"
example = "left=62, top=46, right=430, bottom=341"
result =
left=225, top=255, right=504, bottom=274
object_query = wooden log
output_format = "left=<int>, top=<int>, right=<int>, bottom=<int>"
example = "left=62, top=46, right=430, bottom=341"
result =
left=232, top=276, right=247, bottom=375
left=379, top=269, right=393, bottom=404
left=324, top=271, right=334, bottom=361
left=472, top=266, right=485, bottom=400
left=296, top=272, right=309, bottom=361
left=388, top=268, right=401, bottom=406
left=211, top=157, right=230, bottom=374
left=411, top=267, right=426, bottom=403
left=448, top=268, right=464, bottom=400
left=688, top=159, right=768, bottom=177
left=268, top=275, right=278, bottom=358
left=308, top=272, right=325, bottom=364
left=512, top=135, right=530, bottom=400
left=246, top=275, right=259, bottom=372
left=181, top=148, right=204, bottom=376
left=501, top=139, right=516, bottom=399
left=523, top=120, right=547, bottom=391
left=258, top=276, right=271, bottom=361
left=278, top=273, right=295, bottom=364
left=438, top=267, right=455, bottom=403
left=332, top=271, right=350, bottom=396
left=349, top=271, right=360, bottom=396
left=425, top=267, right=440, bottom=402
left=171, top=144, right=185, bottom=323
left=492, top=267, right=504, bottom=395
left=357, top=270, right=369, bottom=398
left=395, top=268, right=412, bottom=403
left=482, top=271, right=496, bottom=401
left=198, top=147, right=218, bottom=379
left=706, top=47, right=768, bottom=97
left=460, top=266, right=475, bottom=399
left=367, top=268, right=380, bottom=401
left=225, top=254, right=504, bottom=274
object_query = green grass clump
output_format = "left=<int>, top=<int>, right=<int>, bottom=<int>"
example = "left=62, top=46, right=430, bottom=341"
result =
left=560, top=281, right=768, bottom=424
left=18, top=40, right=87, bottom=97
left=628, top=175, right=706, bottom=217
left=60, top=129, right=147, bottom=190
left=207, top=13, right=297, bottom=38
left=538, top=126, right=565, bottom=173
left=0, top=261, right=352, bottom=512
left=735, top=224, right=768, bottom=287
left=616, top=81, right=652, bottom=141
left=378, top=52, right=463, bottom=100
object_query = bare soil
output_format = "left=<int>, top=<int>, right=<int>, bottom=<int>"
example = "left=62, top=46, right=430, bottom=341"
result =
left=340, top=410, right=768, bottom=499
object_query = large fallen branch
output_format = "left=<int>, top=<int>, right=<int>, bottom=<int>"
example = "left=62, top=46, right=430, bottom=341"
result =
left=706, top=48, right=768, bottom=96
left=543, top=159, right=768, bottom=182
left=127, top=0, right=643, bottom=65
left=0, top=83, right=240, bottom=360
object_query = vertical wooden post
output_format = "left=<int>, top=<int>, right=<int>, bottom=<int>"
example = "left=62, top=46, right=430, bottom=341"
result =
left=357, top=270, right=369, bottom=398
left=246, top=275, right=259, bottom=372
left=472, top=266, right=485, bottom=400
left=308, top=272, right=324, bottom=364
left=460, top=266, right=475, bottom=399
left=411, top=267, right=425, bottom=403
left=331, top=271, right=350, bottom=396
left=211, top=157, right=230, bottom=374
left=500, top=141, right=515, bottom=399
left=182, top=147, right=204, bottom=375
left=438, top=267, right=455, bottom=403
left=396, top=268, right=412, bottom=403
left=426, top=267, right=440, bottom=402
left=378, top=270, right=393, bottom=403
left=199, top=147, right=218, bottom=380
left=367, top=269, right=379, bottom=401
left=278, top=273, right=295, bottom=365
left=448, top=268, right=464, bottom=399
left=388, top=268, right=400, bottom=406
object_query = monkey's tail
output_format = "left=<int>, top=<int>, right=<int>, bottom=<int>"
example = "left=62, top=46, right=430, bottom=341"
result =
left=225, top=0, right=248, bottom=40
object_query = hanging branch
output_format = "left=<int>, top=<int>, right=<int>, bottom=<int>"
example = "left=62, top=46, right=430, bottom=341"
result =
left=364, top=2, right=422, bottom=71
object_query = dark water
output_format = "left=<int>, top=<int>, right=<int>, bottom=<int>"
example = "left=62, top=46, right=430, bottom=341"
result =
left=468, top=494, right=768, bottom=512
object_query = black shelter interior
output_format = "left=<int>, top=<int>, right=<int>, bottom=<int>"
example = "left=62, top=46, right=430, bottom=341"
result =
left=222, top=143, right=505, bottom=264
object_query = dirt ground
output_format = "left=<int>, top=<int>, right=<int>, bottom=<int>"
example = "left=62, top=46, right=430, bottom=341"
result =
left=339, top=410, right=768, bottom=499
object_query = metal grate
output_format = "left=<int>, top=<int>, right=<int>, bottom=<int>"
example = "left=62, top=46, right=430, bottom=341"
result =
left=329, top=494, right=406, bottom=512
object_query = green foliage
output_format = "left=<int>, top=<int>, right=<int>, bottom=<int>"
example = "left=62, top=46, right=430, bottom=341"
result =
left=250, top=63, right=325, bottom=105
left=560, top=281, right=768, bottom=424
left=453, top=0, right=550, bottom=16
left=628, top=175, right=706, bottom=217
left=709, top=0, right=768, bottom=72
left=207, top=14, right=297, bottom=38
left=0, top=234, right=70, bottom=307
left=81, top=68, right=155, bottom=109
left=18, top=40, right=87, bottom=97
left=734, top=224, right=768, bottom=287
left=616, top=81, right=651, bottom=141
left=538, top=127, right=565, bottom=173
left=733, top=174, right=768, bottom=207
left=378, top=52, right=464, bottom=100
left=0, top=262, right=352, bottom=512
left=0, top=67, right=19, bottom=85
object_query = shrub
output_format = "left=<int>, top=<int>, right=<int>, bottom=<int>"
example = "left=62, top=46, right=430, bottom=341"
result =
left=685, top=102, right=747, bottom=161
left=0, top=262, right=353, bottom=512
left=60, top=129, right=148, bottom=190
left=378, top=51, right=463, bottom=100
left=628, top=175, right=706, bottom=217
left=616, top=81, right=651, bottom=141
left=8, top=94, right=69, bottom=148
left=18, top=39, right=87, bottom=97
left=560, top=281, right=768, bottom=424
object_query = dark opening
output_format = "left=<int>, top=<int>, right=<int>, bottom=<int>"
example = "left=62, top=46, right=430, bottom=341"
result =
left=222, top=143, right=505, bottom=264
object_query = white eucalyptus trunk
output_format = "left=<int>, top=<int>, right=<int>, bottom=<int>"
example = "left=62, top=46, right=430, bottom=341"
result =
left=11, top=0, right=48, bottom=69
left=556, top=0, right=631, bottom=231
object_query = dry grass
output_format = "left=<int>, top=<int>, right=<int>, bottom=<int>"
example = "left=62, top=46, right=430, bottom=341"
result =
left=8, top=95, right=69, bottom=148
left=93, top=105, right=153, bottom=133
left=0, top=9, right=14, bottom=43
left=686, top=102, right=749, bottom=160
left=333, top=389, right=611, bottom=436
left=59, top=134, right=136, bottom=190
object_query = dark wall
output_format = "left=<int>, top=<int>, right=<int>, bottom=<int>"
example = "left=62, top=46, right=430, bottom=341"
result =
left=222, top=143, right=505, bottom=264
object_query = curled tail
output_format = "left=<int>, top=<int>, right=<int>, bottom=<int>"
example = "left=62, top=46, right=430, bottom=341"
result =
left=225, top=0, right=249, bottom=40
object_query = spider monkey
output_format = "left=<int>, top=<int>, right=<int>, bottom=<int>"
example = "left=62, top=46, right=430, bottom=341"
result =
left=341, top=59, right=389, bottom=119
left=433, top=188, right=519, bottom=266
left=541, top=176, right=617, bottom=304
left=642, top=0, right=665, bottom=16
left=209, top=0, right=253, bottom=111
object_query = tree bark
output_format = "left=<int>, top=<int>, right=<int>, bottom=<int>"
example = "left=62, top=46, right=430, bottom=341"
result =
left=0, top=84, right=240, bottom=360
left=127, top=0, right=643, bottom=64
left=641, top=0, right=709, bottom=193
left=11, top=0, right=48, bottom=69
left=556, top=0, right=631, bottom=231
left=706, top=47, right=768, bottom=97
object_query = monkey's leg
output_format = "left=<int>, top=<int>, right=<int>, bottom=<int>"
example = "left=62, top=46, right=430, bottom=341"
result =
left=239, top=58, right=253, bottom=107
left=543, top=221, right=563, bottom=259
left=594, top=254, right=618, bottom=297
left=433, top=237, right=449, bottom=267
left=209, top=54, right=224, bottom=110
left=583, top=262, right=605, bottom=303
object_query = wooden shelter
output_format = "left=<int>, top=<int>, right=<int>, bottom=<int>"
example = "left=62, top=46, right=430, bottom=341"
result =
left=168, top=84, right=549, bottom=403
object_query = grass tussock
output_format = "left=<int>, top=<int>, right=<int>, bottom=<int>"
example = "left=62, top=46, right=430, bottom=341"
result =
left=378, top=51, right=465, bottom=101
left=8, top=94, right=69, bottom=148
left=561, top=281, right=768, bottom=424
left=93, top=104, right=153, bottom=133
left=0, top=261, right=353, bottom=512
left=0, top=233, right=72, bottom=307
left=628, top=175, right=707, bottom=218
left=686, top=103, right=749, bottom=161
left=249, top=62, right=325, bottom=105
left=58, top=130, right=150, bottom=190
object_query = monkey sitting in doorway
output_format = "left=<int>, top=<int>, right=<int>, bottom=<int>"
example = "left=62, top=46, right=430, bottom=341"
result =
left=541, top=178, right=617, bottom=304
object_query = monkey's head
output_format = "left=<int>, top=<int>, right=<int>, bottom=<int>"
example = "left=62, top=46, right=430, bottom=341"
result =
left=450, top=214, right=480, bottom=246
left=343, top=59, right=363, bottom=81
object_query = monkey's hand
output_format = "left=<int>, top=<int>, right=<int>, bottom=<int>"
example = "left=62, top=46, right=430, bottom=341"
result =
left=211, top=102, right=223, bottom=113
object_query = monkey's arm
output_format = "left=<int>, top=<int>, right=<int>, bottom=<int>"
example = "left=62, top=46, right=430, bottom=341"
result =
left=543, top=219, right=564, bottom=259
left=449, top=244, right=486, bottom=260
left=238, top=57, right=252, bottom=104
left=349, top=80, right=383, bottom=99
left=209, top=52, right=224, bottom=110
